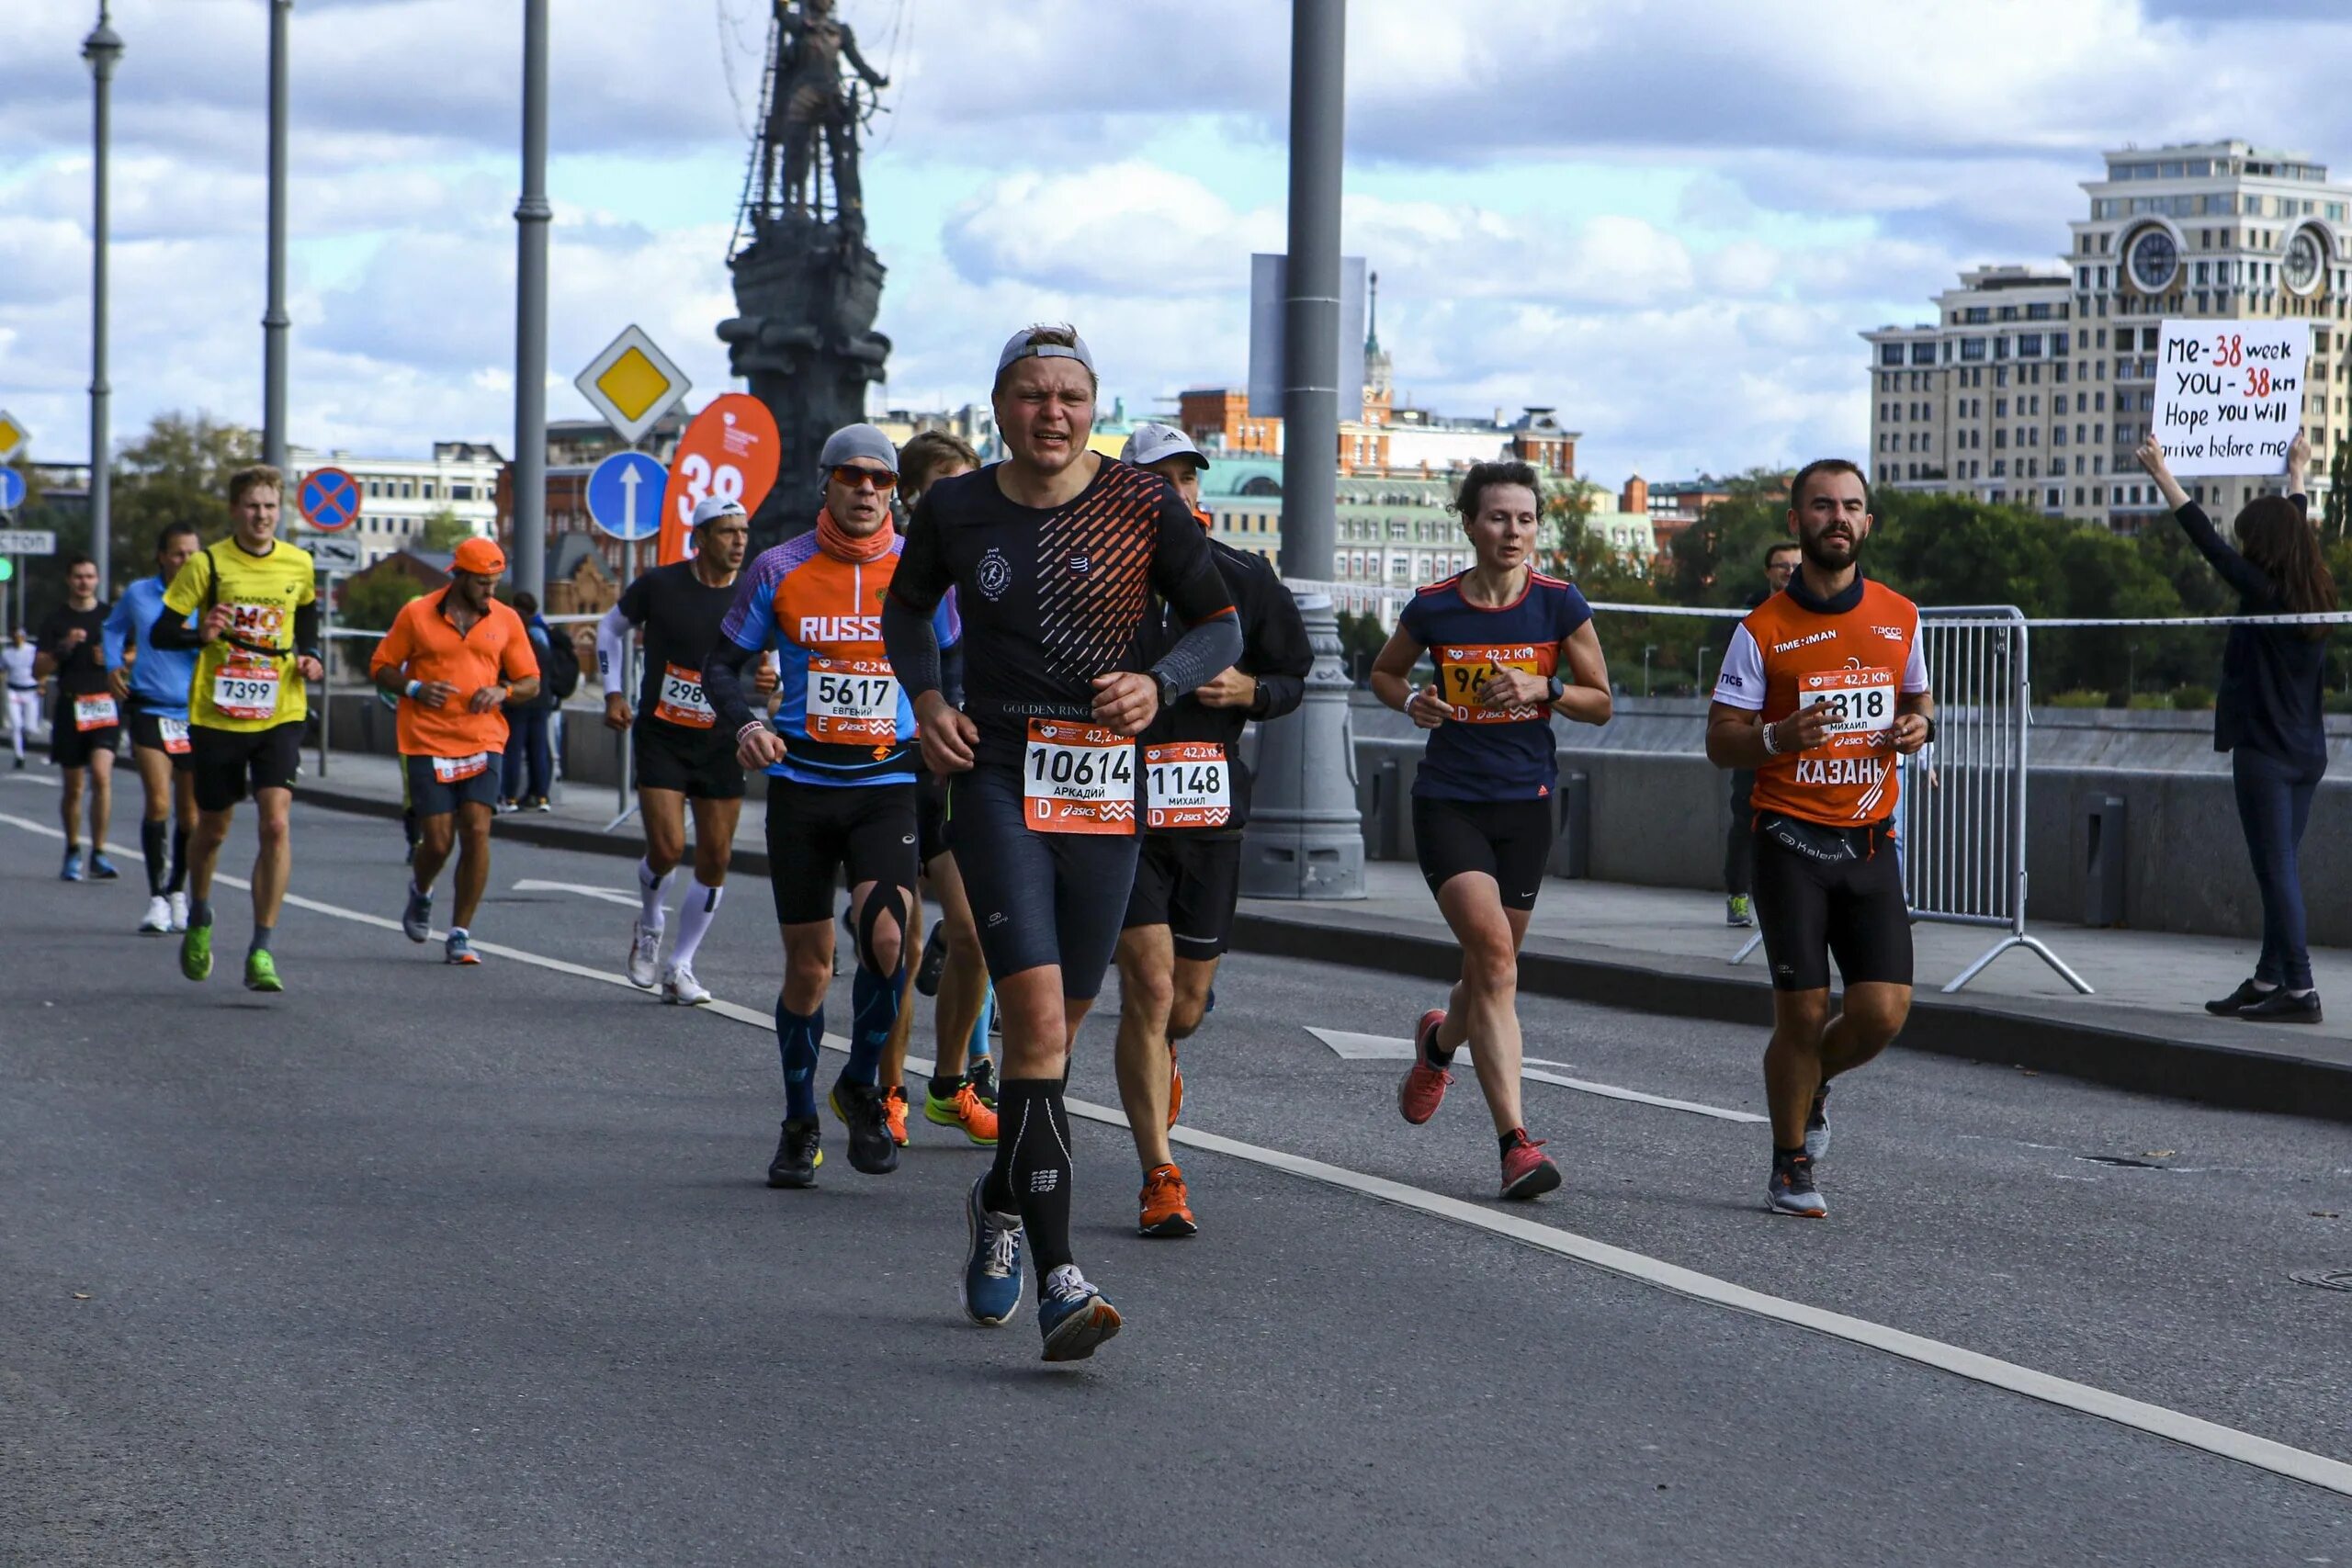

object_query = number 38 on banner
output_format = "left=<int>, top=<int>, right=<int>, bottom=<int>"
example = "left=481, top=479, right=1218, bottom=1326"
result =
left=658, top=394, right=781, bottom=565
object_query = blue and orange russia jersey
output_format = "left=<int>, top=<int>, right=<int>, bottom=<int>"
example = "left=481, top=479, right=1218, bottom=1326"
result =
left=1396, top=569, right=1593, bottom=802
left=718, top=532, right=960, bottom=787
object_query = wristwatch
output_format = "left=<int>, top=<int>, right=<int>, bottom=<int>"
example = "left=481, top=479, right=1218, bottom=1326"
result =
left=1154, top=671, right=1181, bottom=710
left=1544, top=674, right=1566, bottom=705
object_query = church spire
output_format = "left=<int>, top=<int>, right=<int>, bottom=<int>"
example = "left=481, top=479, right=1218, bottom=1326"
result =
left=1366, top=270, right=1381, bottom=355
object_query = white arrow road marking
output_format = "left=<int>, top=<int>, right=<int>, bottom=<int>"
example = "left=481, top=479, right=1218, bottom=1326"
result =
left=1304, top=1027, right=1415, bottom=1060
left=513, top=878, right=643, bottom=908
left=10, top=805, right=2352, bottom=1502
left=1306, top=1029, right=1764, bottom=1122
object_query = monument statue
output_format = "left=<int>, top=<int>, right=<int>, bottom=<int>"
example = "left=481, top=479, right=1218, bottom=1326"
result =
left=718, top=0, right=893, bottom=546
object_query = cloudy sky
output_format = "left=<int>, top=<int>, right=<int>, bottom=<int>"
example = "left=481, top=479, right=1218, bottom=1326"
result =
left=5, top=0, right=2347, bottom=489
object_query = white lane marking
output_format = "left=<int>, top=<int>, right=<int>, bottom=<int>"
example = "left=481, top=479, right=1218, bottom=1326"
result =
left=1519, top=1057, right=1768, bottom=1124
left=1307, top=1028, right=1763, bottom=1123
left=513, top=878, right=643, bottom=909
left=6, top=807, right=2349, bottom=1500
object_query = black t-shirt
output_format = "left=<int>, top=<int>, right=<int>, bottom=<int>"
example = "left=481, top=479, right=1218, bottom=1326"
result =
left=616, top=559, right=740, bottom=739
left=889, top=457, right=1235, bottom=769
left=1136, top=538, right=1313, bottom=834
left=40, top=604, right=111, bottom=702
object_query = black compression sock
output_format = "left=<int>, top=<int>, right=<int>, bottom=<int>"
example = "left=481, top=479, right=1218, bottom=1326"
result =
left=141, top=819, right=168, bottom=894
left=166, top=826, right=189, bottom=894
left=1773, top=1145, right=1807, bottom=1163
left=189, top=897, right=213, bottom=929
left=997, top=1077, right=1076, bottom=1272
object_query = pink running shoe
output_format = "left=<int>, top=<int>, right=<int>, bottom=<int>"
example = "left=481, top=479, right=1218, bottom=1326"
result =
left=1498, top=1129, right=1561, bottom=1201
left=1397, top=1009, right=1453, bottom=1125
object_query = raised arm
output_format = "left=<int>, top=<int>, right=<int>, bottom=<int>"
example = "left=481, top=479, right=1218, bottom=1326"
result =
left=2135, top=434, right=2271, bottom=600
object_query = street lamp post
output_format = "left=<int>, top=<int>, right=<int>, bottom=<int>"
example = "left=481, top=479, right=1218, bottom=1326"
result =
left=1643, top=643, right=1657, bottom=697
left=512, top=0, right=550, bottom=606
left=1238, top=0, right=1364, bottom=900
left=262, top=0, right=291, bottom=475
left=83, top=5, right=122, bottom=602
left=1695, top=644, right=1713, bottom=695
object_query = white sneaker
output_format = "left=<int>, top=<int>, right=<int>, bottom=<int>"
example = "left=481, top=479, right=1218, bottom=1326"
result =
left=627, top=920, right=662, bottom=988
left=661, top=963, right=711, bottom=1007
left=168, top=891, right=189, bottom=931
left=139, top=895, right=173, bottom=934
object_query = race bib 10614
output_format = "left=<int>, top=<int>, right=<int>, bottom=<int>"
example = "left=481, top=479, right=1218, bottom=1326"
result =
left=1023, top=719, right=1136, bottom=836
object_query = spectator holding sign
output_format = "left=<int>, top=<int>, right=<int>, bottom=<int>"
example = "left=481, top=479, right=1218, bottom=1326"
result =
left=2136, top=431, right=2332, bottom=1024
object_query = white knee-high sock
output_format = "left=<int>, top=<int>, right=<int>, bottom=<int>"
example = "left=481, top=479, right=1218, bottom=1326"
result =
left=638, top=857, right=673, bottom=929
left=672, top=882, right=723, bottom=968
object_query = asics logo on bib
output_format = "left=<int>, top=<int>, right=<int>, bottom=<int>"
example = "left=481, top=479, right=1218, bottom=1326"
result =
left=798, top=614, right=883, bottom=643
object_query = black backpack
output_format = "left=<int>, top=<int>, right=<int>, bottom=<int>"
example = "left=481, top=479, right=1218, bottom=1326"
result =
left=536, top=616, right=582, bottom=701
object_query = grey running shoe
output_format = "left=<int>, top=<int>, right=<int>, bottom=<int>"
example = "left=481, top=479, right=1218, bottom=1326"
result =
left=401, top=883, right=433, bottom=943
left=1767, top=1151, right=1827, bottom=1218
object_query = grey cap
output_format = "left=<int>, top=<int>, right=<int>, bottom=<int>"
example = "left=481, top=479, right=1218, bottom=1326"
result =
left=995, top=327, right=1095, bottom=381
left=819, top=423, right=899, bottom=475
left=1120, top=422, right=1208, bottom=470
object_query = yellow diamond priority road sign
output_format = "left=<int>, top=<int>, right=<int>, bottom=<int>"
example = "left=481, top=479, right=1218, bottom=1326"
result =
left=0, top=410, right=28, bottom=465
left=573, top=326, right=690, bottom=447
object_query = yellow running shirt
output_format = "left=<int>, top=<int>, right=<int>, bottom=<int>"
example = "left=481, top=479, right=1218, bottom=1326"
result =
left=163, top=540, right=317, bottom=731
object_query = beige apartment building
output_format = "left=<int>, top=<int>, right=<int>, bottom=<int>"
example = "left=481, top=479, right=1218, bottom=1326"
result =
left=1865, top=141, right=2352, bottom=528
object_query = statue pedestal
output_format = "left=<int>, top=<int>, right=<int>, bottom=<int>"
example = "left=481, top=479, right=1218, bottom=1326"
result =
left=1240, top=590, right=1367, bottom=899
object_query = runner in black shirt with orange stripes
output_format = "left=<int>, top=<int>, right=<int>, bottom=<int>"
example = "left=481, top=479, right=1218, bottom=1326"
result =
left=883, top=324, right=1239, bottom=1361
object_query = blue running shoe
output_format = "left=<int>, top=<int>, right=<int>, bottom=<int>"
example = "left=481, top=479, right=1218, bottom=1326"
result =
left=958, top=1176, right=1024, bottom=1327
left=445, top=930, right=481, bottom=965
left=1038, top=1264, right=1122, bottom=1361
left=61, top=847, right=84, bottom=882
left=401, top=883, right=433, bottom=943
left=89, top=852, right=120, bottom=881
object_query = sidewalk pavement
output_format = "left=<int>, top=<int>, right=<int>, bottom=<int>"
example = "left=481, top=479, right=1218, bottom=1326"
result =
left=288, top=749, right=2352, bottom=1124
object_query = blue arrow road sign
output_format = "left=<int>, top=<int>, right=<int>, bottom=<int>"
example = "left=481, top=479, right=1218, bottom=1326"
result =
left=587, top=451, right=668, bottom=543
left=0, top=468, right=24, bottom=513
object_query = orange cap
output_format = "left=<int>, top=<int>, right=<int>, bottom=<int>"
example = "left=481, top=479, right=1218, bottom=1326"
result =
left=451, top=536, right=506, bottom=576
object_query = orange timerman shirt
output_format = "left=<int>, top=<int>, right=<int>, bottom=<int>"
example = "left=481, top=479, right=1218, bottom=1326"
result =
left=371, top=590, right=542, bottom=760
left=1713, top=576, right=1928, bottom=827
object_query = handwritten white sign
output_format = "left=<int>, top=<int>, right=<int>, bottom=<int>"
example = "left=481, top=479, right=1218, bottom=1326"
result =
left=2150, top=319, right=2310, bottom=476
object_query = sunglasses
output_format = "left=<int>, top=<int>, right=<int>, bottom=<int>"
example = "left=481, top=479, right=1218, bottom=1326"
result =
left=831, top=465, right=899, bottom=491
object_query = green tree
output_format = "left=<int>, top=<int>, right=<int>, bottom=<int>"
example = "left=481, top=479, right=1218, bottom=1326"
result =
left=112, top=412, right=260, bottom=581
left=2326, top=442, right=2352, bottom=543
left=337, top=570, right=427, bottom=632
left=417, top=509, right=475, bottom=552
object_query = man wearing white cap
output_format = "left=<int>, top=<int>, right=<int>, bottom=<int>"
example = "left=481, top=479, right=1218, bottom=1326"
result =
left=1109, top=423, right=1311, bottom=1238
left=597, top=493, right=773, bottom=1004
left=704, top=423, right=961, bottom=1191
left=883, top=326, right=1242, bottom=1360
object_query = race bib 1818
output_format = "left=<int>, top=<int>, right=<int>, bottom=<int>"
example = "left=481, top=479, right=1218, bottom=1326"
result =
left=1797, top=668, right=1896, bottom=740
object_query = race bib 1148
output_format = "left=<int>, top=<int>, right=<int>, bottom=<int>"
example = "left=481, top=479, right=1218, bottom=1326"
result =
left=1144, top=740, right=1230, bottom=830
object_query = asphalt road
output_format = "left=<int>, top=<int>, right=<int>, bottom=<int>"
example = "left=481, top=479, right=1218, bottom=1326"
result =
left=4, top=774, right=2350, bottom=1565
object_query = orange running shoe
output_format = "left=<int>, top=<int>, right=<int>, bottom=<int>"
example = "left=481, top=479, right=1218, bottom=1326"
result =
left=1167, top=1045, right=1183, bottom=1129
left=923, top=1079, right=1000, bottom=1145
left=883, top=1085, right=911, bottom=1148
left=1137, top=1162, right=1198, bottom=1238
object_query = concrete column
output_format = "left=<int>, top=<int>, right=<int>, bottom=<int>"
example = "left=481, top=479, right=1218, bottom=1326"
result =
left=1240, top=0, right=1364, bottom=899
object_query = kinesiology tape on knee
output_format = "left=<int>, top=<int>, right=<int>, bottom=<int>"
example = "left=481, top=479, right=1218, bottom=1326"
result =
left=854, top=884, right=913, bottom=979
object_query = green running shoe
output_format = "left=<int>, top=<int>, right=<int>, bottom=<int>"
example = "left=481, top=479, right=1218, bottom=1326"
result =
left=244, top=950, right=283, bottom=993
left=180, top=922, right=213, bottom=982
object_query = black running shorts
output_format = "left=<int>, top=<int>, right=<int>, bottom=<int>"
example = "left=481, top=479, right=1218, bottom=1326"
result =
left=190, top=721, right=303, bottom=813
left=944, top=763, right=1139, bottom=1001
left=1121, top=833, right=1244, bottom=960
left=404, top=752, right=503, bottom=817
left=1748, top=813, right=1913, bottom=992
left=49, top=703, right=120, bottom=770
left=915, top=770, right=951, bottom=866
left=126, top=702, right=196, bottom=772
left=1411, top=795, right=1555, bottom=910
left=763, top=775, right=920, bottom=927
left=633, top=720, right=745, bottom=801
